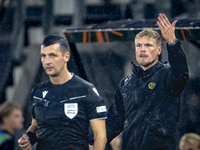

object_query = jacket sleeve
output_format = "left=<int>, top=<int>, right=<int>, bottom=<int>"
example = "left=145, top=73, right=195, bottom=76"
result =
left=166, top=40, right=189, bottom=97
left=106, top=87, right=125, bottom=143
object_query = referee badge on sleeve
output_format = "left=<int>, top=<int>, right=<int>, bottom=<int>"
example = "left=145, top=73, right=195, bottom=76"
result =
left=64, top=103, right=78, bottom=119
left=96, top=106, right=107, bottom=113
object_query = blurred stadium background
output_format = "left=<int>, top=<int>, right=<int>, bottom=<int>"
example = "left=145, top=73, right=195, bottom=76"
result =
left=0, top=0, right=200, bottom=149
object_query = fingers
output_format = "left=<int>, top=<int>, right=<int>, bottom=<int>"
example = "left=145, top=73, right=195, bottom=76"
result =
left=157, top=13, right=176, bottom=43
left=18, top=140, right=32, bottom=150
left=157, top=20, right=163, bottom=31
left=161, top=14, right=170, bottom=25
left=19, top=143, right=32, bottom=150
left=18, top=134, right=32, bottom=150
left=172, top=20, right=177, bottom=28
left=157, top=13, right=171, bottom=29
left=157, top=14, right=165, bottom=28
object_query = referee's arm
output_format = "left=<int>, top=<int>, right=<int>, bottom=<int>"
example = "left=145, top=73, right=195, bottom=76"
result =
left=27, top=119, right=38, bottom=133
left=18, top=119, right=38, bottom=150
left=90, top=119, right=107, bottom=150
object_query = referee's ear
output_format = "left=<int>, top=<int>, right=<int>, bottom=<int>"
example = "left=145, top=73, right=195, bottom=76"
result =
left=64, top=52, right=70, bottom=63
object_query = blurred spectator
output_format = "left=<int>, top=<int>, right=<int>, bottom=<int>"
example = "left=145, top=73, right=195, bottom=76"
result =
left=0, top=101, right=24, bottom=150
left=179, top=133, right=200, bottom=150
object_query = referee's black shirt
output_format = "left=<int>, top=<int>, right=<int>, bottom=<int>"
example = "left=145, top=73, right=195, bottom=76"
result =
left=32, top=74, right=107, bottom=150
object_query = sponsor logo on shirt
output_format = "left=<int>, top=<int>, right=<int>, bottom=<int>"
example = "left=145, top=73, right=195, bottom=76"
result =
left=96, top=106, right=107, bottom=113
left=148, top=82, right=156, bottom=89
left=64, top=103, right=78, bottom=119
left=42, top=91, right=48, bottom=98
left=92, top=87, right=99, bottom=96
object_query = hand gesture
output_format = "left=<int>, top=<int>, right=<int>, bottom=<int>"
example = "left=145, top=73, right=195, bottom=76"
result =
left=157, top=13, right=177, bottom=44
left=18, top=134, right=32, bottom=150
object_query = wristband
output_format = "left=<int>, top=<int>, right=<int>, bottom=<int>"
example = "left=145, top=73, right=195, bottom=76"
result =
left=26, top=132, right=37, bottom=145
left=168, top=39, right=178, bottom=46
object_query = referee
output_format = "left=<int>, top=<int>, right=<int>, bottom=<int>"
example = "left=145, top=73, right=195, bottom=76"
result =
left=18, top=35, right=107, bottom=150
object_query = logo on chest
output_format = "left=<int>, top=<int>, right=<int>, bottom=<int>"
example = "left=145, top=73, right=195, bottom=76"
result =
left=64, top=103, right=78, bottom=119
left=148, top=82, right=156, bottom=89
left=42, top=91, right=48, bottom=98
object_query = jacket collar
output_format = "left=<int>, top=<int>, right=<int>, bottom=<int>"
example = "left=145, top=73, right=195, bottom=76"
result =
left=132, top=61, right=163, bottom=78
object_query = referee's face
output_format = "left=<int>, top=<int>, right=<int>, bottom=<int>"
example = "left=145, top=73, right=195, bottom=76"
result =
left=41, top=43, right=69, bottom=77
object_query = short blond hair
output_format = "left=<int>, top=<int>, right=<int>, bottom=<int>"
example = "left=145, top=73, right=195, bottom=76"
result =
left=135, top=29, right=161, bottom=47
left=0, top=101, right=22, bottom=124
left=179, top=133, right=200, bottom=148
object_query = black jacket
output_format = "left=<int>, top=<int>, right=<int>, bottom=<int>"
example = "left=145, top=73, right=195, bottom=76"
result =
left=106, top=41, right=189, bottom=150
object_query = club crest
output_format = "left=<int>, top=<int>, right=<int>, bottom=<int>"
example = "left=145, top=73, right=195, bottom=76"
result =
left=148, top=82, right=156, bottom=89
left=64, top=103, right=78, bottom=119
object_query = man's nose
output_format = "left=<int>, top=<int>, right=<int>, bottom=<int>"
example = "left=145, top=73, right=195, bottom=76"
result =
left=44, top=56, right=51, bottom=64
left=140, top=45, right=146, bottom=51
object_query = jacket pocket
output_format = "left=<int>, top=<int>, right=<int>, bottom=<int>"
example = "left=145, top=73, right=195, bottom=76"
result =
left=140, top=120, right=175, bottom=149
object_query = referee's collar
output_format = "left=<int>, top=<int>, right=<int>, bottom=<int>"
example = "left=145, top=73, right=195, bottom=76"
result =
left=49, top=73, right=74, bottom=86
left=70, top=73, right=74, bottom=80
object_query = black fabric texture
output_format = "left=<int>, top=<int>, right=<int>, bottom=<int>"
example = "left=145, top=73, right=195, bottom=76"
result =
left=106, top=41, right=189, bottom=150
left=31, top=75, right=107, bottom=150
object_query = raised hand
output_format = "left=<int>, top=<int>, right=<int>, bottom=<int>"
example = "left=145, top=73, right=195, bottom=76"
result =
left=157, top=13, right=177, bottom=44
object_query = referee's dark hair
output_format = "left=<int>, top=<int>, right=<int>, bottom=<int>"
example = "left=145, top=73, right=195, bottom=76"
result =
left=42, top=34, right=70, bottom=55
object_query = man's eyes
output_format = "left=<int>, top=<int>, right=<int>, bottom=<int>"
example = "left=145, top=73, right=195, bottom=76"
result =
left=41, top=54, right=56, bottom=57
left=48, top=53, right=57, bottom=57
left=146, top=44, right=152, bottom=47
left=136, top=44, right=152, bottom=47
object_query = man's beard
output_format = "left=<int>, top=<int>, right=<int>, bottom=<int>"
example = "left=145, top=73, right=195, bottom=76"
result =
left=139, top=57, right=158, bottom=68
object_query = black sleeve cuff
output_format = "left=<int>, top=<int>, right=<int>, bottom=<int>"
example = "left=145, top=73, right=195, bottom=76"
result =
left=167, top=39, right=179, bottom=46
left=167, top=40, right=182, bottom=55
left=26, top=132, right=37, bottom=145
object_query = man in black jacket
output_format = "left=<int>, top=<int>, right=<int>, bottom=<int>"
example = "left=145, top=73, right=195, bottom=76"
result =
left=106, top=13, right=189, bottom=150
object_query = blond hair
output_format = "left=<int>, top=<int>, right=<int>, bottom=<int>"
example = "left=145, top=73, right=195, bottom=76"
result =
left=135, top=29, right=162, bottom=47
left=179, top=133, right=200, bottom=148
